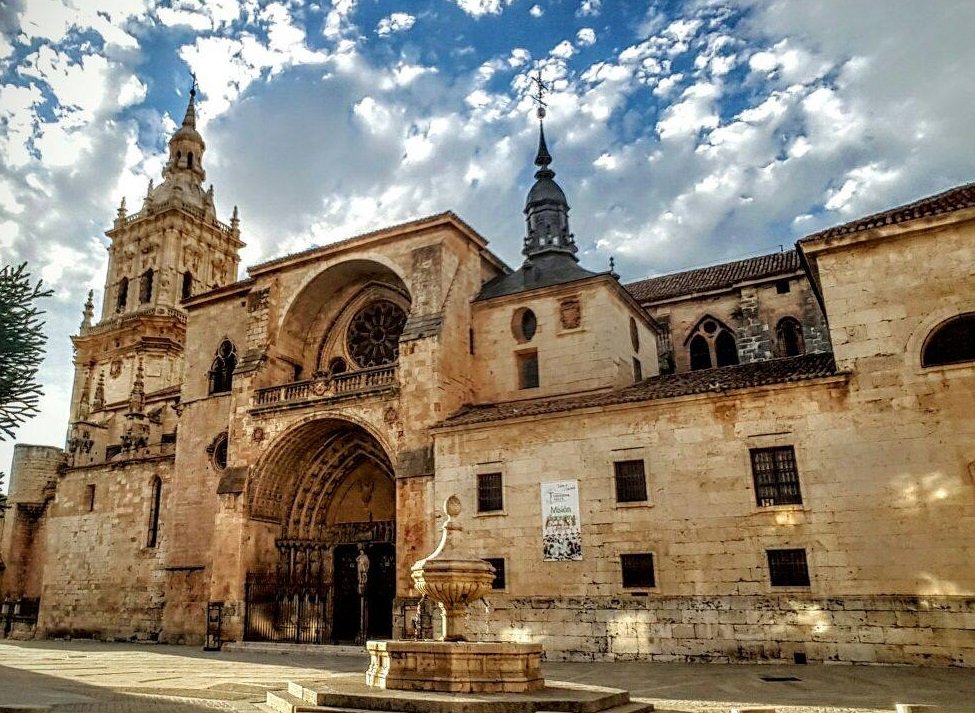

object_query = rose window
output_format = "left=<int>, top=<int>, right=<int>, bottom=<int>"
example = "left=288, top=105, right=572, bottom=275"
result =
left=346, top=300, right=408, bottom=367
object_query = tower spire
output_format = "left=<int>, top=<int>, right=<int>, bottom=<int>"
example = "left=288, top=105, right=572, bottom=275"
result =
left=182, top=73, right=198, bottom=129
left=523, top=69, right=576, bottom=260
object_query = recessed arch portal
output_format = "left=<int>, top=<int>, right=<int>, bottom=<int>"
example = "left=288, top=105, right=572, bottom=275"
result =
left=248, top=417, right=395, bottom=531
left=244, top=417, right=397, bottom=644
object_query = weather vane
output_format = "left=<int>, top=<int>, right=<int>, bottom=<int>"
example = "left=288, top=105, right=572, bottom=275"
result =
left=531, top=69, right=547, bottom=120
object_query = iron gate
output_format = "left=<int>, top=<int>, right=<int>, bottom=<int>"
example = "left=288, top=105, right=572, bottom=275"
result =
left=243, top=573, right=329, bottom=644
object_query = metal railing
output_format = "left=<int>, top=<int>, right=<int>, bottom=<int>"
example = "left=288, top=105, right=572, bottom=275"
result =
left=254, top=364, right=398, bottom=407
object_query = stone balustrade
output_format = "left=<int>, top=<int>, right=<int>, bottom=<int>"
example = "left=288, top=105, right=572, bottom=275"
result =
left=254, top=364, right=398, bottom=407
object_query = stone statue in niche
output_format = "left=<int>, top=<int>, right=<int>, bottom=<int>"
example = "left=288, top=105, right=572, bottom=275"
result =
left=560, top=297, right=582, bottom=330
left=109, top=359, right=123, bottom=378
left=359, top=477, right=375, bottom=505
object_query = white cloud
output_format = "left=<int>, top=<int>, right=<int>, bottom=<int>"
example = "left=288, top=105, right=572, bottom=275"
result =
left=747, top=39, right=831, bottom=85
left=117, top=74, right=147, bottom=107
left=550, top=41, right=575, bottom=60
left=577, top=0, right=601, bottom=17
left=576, top=28, right=596, bottom=47
left=18, top=0, right=141, bottom=48
left=529, top=5, right=543, bottom=17
left=656, top=81, right=720, bottom=139
left=376, top=12, right=416, bottom=37
left=324, top=0, right=358, bottom=39
left=508, top=49, right=531, bottom=67
left=156, top=7, right=213, bottom=30
left=454, top=0, right=514, bottom=18
left=824, top=163, right=901, bottom=213
left=353, top=96, right=395, bottom=135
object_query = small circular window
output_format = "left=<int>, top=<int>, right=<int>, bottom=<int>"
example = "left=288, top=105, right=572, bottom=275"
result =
left=512, top=308, right=537, bottom=343
left=209, top=432, right=229, bottom=470
left=703, top=320, right=718, bottom=334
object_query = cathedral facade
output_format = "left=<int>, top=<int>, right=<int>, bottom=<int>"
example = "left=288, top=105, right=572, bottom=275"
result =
left=2, top=91, right=974, bottom=666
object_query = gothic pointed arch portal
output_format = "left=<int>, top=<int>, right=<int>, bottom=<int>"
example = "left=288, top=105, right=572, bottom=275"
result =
left=245, top=418, right=396, bottom=645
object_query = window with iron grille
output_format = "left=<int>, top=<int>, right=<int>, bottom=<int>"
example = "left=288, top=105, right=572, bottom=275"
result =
left=614, top=460, right=648, bottom=503
left=621, top=553, right=655, bottom=588
left=477, top=472, right=503, bottom=513
left=484, top=558, right=506, bottom=589
left=750, top=446, right=802, bottom=506
left=767, top=548, right=810, bottom=586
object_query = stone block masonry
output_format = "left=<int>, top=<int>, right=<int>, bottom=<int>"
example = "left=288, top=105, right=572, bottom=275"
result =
left=467, top=594, right=975, bottom=665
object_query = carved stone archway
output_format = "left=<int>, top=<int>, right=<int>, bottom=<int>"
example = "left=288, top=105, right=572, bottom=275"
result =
left=244, top=418, right=396, bottom=644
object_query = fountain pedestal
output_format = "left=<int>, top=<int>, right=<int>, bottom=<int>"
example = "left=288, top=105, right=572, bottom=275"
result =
left=365, top=495, right=545, bottom=693
left=365, top=640, right=544, bottom=693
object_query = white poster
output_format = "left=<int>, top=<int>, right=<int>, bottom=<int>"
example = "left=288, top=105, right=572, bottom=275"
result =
left=541, top=479, right=582, bottom=561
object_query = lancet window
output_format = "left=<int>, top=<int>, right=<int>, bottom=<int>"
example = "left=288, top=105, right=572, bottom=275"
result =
left=139, top=268, right=154, bottom=304
left=209, top=339, right=238, bottom=394
left=687, top=316, right=739, bottom=370
left=776, top=317, right=805, bottom=357
left=116, top=277, right=129, bottom=313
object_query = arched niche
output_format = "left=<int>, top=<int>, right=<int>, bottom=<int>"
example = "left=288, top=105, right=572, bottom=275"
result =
left=272, top=260, right=412, bottom=383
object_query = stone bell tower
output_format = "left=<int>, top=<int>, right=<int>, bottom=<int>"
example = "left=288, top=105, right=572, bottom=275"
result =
left=66, top=84, right=244, bottom=464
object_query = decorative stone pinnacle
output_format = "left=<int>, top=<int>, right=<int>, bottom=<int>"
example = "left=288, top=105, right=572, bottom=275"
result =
left=80, top=289, right=94, bottom=331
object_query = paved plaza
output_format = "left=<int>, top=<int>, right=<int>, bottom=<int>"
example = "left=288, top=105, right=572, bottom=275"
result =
left=0, top=640, right=971, bottom=713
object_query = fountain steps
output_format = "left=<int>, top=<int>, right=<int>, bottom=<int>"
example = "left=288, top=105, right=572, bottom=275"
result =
left=266, top=678, right=654, bottom=713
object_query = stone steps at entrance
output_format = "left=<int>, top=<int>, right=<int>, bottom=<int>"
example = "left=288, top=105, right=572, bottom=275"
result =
left=223, top=641, right=367, bottom=657
left=266, top=676, right=653, bottom=713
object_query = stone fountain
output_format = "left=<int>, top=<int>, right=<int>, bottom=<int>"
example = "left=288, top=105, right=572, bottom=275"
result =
left=266, top=494, right=651, bottom=711
left=364, top=495, right=544, bottom=693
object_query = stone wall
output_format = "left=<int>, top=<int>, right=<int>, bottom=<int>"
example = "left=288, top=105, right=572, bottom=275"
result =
left=467, top=594, right=975, bottom=666
left=644, top=273, right=827, bottom=372
left=472, top=278, right=657, bottom=403
left=0, top=445, right=63, bottom=601
left=37, top=458, right=172, bottom=640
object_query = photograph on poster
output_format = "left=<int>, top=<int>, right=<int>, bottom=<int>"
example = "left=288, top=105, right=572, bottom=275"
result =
left=541, top=480, right=583, bottom=561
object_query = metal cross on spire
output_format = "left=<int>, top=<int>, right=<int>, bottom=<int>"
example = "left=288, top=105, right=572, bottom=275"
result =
left=190, top=71, right=198, bottom=98
left=531, top=69, right=548, bottom=120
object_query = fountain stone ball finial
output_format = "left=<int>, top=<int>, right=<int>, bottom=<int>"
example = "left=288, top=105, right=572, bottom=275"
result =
left=410, top=493, right=495, bottom=642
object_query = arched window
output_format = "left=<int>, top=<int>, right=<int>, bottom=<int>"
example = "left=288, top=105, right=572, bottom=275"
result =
left=715, top=330, right=739, bottom=367
left=686, top=316, right=739, bottom=370
left=689, top=334, right=712, bottom=370
left=139, top=268, right=154, bottom=304
left=922, top=313, right=975, bottom=367
left=116, top=277, right=129, bottom=313
left=181, top=271, right=193, bottom=300
left=776, top=317, right=806, bottom=357
left=209, top=340, right=238, bottom=394
left=187, top=152, right=194, bottom=169
left=147, top=476, right=162, bottom=548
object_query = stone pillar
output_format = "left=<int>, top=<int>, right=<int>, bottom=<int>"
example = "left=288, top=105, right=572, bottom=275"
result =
left=801, top=291, right=832, bottom=354
left=736, top=288, right=773, bottom=363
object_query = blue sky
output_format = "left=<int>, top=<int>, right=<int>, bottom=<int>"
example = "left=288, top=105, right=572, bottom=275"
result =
left=2, top=0, right=975, bottom=473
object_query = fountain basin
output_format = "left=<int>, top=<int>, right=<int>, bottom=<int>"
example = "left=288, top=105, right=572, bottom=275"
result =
left=365, top=640, right=544, bottom=693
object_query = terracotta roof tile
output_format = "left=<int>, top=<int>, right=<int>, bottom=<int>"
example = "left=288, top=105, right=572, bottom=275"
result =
left=625, top=250, right=800, bottom=303
left=440, top=353, right=838, bottom=428
left=801, top=181, right=975, bottom=243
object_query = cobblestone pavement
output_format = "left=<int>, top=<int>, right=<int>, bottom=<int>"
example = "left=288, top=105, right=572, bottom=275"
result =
left=0, top=640, right=972, bottom=713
